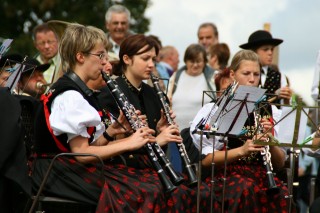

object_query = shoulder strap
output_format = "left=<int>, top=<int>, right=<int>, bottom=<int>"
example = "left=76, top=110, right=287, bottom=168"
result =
left=41, top=92, right=69, bottom=152
left=65, top=71, right=93, bottom=97
left=172, top=66, right=185, bottom=94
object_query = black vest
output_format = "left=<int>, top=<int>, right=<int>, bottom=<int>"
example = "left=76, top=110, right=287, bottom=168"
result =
left=34, top=73, right=105, bottom=155
left=262, top=67, right=281, bottom=100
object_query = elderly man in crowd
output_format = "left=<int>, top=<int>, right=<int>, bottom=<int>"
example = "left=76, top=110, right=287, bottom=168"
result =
left=105, top=5, right=133, bottom=55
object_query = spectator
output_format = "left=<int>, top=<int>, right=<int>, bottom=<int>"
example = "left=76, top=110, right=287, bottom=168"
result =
left=33, top=23, right=61, bottom=84
left=168, top=44, right=216, bottom=129
left=156, top=45, right=180, bottom=89
left=197, top=22, right=219, bottom=55
left=105, top=4, right=133, bottom=56
left=208, top=43, right=230, bottom=70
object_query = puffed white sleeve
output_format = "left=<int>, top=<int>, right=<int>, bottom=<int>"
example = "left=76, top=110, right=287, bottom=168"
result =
left=49, top=90, right=105, bottom=142
left=190, top=102, right=224, bottom=155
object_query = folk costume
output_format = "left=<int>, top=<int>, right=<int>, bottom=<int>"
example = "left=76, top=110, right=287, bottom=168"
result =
left=98, top=74, right=211, bottom=212
left=32, top=72, right=175, bottom=212
left=190, top=102, right=292, bottom=212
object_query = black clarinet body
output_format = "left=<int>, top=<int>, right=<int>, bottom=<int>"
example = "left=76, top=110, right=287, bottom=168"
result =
left=101, top=72, right=178, bottom=192
left=150, top=73, right=198, bottom=186
left=254, top=111, right=280, bottom=195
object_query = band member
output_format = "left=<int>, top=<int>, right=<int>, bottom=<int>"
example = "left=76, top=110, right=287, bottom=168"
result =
left=32, top=23, right=187, bottom=212
left=16, top=58, right=49, bottom=99
left=190, top=50, right=291, bottom=212
left=98, top=34, right=211, bottom=212
left=239, top=30, right=292, bottom=105
left=0, top=54, right=23, bottom=87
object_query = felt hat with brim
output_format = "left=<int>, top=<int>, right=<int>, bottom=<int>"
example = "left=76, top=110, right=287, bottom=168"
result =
left=22, top=58, right=50, bottom=74
left=239, top=30, right=283, bottom=49
left=0, top=53, right=23, bottom=68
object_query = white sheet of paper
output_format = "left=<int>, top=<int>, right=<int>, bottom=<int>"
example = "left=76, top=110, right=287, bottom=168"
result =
left=5, top=63, right=24, bottom=91
left=0, top=39, right=13, bottom=57
left=277, top=106, right=309, bottom=144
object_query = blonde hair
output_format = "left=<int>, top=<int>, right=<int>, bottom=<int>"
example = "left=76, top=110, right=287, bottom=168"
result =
left=229, top=49, right=260, bottom=72
left=59, top=23, right=108, bottom=71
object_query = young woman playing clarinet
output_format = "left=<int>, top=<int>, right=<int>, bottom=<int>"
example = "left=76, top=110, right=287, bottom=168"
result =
left=32, top=23, right=184, bottom=212
left=98, top=34, right=210, bottom=212
left=190, top=49, right=292, bottom=212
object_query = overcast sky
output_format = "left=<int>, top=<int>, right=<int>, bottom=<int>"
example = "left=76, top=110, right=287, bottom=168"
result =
left=145, top=0, right=320, bottom=106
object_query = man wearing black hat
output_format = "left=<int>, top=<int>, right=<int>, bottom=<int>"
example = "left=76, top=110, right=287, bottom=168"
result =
left=240, top=30, right=292, bottom=104
left=16, top=58, right=50, bottom=99
left=0, top=54, right=23, bottom=87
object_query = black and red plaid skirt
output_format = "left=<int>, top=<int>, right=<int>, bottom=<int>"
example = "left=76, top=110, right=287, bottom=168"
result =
left=32, top=155, right=210, bottom=213
left=204, top=160, right=293, bottom=213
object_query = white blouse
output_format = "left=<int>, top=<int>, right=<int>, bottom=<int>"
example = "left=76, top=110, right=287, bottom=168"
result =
left=190, top=102, right=285, bottom=156
left=49, top=90, right=105, bottom=143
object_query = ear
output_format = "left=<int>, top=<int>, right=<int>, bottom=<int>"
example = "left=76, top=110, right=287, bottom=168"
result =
left=229, top=69, right=235, bottom=80
left=76, top=52, right=85, bottom=64
left=122, top=54, right=131, bottom=65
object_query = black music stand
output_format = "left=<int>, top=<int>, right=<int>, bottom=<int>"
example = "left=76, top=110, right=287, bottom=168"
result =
left=254, top=97, right=320, bottom=213
left=215, top=86, right=266, bottom=212
left=5, top=62, right=27, bottom=93
left=194, top=85, right=266, bottom=213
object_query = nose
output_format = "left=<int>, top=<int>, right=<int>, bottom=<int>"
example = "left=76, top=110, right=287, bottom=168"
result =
left=44, top=42, right=50, bottom=48
left=104, top=61, right=112, bottom=73
left=149, top=59, right=155, bottom=68
left=249, top=73, right=255, bottom=83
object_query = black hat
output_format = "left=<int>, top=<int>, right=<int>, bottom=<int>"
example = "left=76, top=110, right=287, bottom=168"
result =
left=22, top=58, right=50, bottom=74
left=0, top=53, right=23, bottom=68
left=239, top=30, right=283, bottom=49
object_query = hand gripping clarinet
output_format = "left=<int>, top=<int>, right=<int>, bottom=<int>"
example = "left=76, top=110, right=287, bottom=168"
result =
left=101, top=72, right=179, bottom=192
left=150, top=73, right=198, bottom=186
left=254, top=110, right=280, bottom=195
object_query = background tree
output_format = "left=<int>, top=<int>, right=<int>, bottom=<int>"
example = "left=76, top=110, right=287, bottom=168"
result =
left=0, top=0, right=151, bottom=57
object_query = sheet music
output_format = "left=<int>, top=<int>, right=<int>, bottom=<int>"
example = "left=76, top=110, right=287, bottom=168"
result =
left=0, top=39, right=13, bottom=57
left=215, top=85, right=266, bottom=136
left=5, top=63, right=25, bottom=92
left=277, top=106, right=309, bottom=144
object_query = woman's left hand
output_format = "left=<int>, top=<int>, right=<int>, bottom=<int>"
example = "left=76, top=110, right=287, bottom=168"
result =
left=156, top=109, right=177, bottom=133
left=155, top=125, right=182, bottom=146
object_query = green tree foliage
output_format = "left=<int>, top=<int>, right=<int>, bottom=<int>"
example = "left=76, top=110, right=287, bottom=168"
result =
left=0, top=0, right=150, bottom=57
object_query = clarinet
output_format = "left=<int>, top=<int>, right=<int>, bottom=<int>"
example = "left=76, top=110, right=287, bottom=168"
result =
left=254, top=111, right=280, bottom=195
left=150, top=73, right=198, bottom=186
left=101, top=72, right=178, bottom=192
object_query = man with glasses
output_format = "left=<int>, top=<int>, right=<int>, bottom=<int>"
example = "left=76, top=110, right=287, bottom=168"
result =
left=33, top=23, right=61, bottom=84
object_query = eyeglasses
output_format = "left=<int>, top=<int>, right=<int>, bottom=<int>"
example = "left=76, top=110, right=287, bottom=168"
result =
left=87, top=52, right=107, bottom=60
left=36, top=40, right=57, bottom=47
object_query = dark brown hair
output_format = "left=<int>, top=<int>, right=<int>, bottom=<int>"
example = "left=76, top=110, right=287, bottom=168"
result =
left=198, top=22, right=219, bottom=38
left=114, top=34, right=160, bottom=75
left=209, top=43, right=230, bottom=69
left=32, top=23, right=57, bottom=41
left=183, top=44, right=207, bottom=64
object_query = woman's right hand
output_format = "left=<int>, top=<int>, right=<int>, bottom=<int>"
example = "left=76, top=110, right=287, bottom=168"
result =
left=126, top=127, right=156, bottom=151
left=239, top=137, right=265, bottom=156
